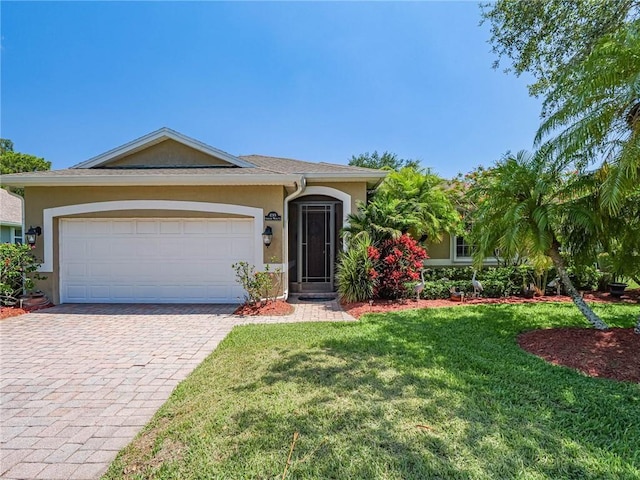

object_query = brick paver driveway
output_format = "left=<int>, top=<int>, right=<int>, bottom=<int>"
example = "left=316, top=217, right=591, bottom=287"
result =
left=0, top=304, right=239, bottom=480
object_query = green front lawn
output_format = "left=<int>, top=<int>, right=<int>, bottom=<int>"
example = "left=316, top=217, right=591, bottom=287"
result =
left=104, top=303, right=640, bottom=479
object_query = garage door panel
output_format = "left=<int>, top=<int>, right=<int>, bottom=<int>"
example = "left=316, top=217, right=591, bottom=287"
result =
left=63, top=221, right=86, bottom=235
left=65, top=262, right=87, bottom=277
left=158, top=221, right=180, bottom=234
left=89, top=285, right=111, bottom=300
left=63, top=238, right=87, bottom=257
left=184, top=238, right=212, bottom=256
left=66, top=285, right=87, bottom=300
left=135, top=220, right=158, bottom=234
left=112, top=220, right=135, bottom=234
left=86, top=221, right=111, bottom=235
left=232, top=221, right=253, bottom=234
left=60, top=218, right=255, bottom=303
left=184, top=221, right=208, bottom=234
left=111, top=285, right=135, bottom=301
left=157, top=240, right=183, bottom=257
left=205, top=221, right=229, bottom=234
left=87, top=263, right=113, bottom=279
left=89, top=239, right=112, bottom=257
left=231, top=237, right=254, bottom=257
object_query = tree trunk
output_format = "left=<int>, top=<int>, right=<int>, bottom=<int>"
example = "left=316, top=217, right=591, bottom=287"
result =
left=547, top=244, right=609, bottom=330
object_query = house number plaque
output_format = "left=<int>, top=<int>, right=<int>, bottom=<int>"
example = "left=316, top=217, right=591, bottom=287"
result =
left=265, top=211, right=282, bottom=221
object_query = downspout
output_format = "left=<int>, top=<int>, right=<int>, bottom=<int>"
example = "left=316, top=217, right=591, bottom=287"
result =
left=281, top=176, right=306, bottom=300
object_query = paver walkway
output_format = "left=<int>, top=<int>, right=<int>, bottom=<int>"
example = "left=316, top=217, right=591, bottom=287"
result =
left=0, top=301, right=354, bottom=479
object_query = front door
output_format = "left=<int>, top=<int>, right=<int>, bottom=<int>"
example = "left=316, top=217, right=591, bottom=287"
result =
left=297, top=203, right=336, bottom=292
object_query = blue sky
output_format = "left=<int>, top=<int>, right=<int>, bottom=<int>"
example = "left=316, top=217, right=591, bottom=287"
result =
left=1, top=1, right=542, bottom=178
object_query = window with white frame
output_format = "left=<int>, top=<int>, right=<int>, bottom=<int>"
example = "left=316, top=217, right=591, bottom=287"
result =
left=455, top=235, right=474, bottom=259
left=453, top=219, right=475, bottom=260
left=11, top=227, right=23, bottom=245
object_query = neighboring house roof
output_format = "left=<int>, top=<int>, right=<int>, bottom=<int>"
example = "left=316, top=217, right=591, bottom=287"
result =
left=0, top=128, right=387, bottom=188
left=0, top=189, right=22, bottom=226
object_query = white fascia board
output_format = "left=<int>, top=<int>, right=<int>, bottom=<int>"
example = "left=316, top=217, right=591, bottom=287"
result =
left=72, top=127, right=255, bottom=169
left=0, top=221, right=22, bottom=227
left=0, top=173, right=300, bottom=188
left=303, top=172, right=388, bottom=182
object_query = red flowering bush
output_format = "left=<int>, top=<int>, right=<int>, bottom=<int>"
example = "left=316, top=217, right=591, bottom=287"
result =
left=367, top=234, right=428, bottom=299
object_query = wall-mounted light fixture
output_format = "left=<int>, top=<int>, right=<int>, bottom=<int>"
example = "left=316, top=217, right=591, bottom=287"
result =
left=262, top=226, right=273, bottom=247
left=26, top=226, right=42, bottom=248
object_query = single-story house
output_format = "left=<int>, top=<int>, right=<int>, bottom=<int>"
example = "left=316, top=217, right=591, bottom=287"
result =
left=0, top=128, right=387, bottom=304
left=0, top=188, right=23, bottom=244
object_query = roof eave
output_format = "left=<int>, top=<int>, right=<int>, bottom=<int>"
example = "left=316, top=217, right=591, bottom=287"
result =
left=304, top=171, right=388, bottom=187
left=0, top=174, right=300, bottom=188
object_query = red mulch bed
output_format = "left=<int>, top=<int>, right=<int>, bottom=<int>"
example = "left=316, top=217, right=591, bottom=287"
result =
left=0, top=303, right=54, bottom=320
left=341, top=290, right=640, bottom=384
left=0, top=306, right=29, bottom=320
left=341, top=290, right=640, bottom=319
left=234, top=300, right=294, bottom=316
left=519, top=328, right=640, bottom=383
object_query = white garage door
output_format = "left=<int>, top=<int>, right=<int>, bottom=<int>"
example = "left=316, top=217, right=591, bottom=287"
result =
left=60, top=218, right=255, bottom=303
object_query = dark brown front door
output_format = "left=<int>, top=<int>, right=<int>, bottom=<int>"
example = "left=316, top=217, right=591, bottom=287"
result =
left=298, top=203, right=336, bottom=292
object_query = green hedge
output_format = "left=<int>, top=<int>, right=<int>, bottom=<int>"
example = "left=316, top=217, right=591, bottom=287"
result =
left=419, top=264, right=607, bottom=300
left=420, top=266, right=536, bottom=299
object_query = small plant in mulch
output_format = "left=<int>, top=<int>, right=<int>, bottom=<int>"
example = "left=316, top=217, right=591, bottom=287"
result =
left=233, top=300, right=294, bottom=316
left=232, top=261, right=291, bottom=315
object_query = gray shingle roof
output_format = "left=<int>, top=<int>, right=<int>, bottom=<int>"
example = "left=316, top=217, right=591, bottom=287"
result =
left=1, top=150, right=386, bottom=187
left=240, top=155, right=384, bottom=175
left=2, top=167, right=274, bottom=177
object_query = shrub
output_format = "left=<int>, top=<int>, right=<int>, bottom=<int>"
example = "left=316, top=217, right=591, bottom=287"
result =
left=232, top=262, right=281, bottom=305
left=0, top=243, right=42, bottom=305
left=567, top=263, right=602, bottom=291
left=371, top=234, right=428, bottom=299
left=336, top=233, right=377, bottom=303
left=421, top=265, right=546, bottom=298
left=420, top=281, right=449, bottom=299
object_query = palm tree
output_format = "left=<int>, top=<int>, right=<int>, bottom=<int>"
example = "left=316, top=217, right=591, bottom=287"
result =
left=377, top=167, right=461, bottom=243
left=341, top=195, right=421, bottom=246
left=467, top=150, right=609, bottom=330
left=342, top=167, right=460, bottom=246
left=536, top=20, right=640, bottom=213
left=559, top=167, right=640, bottom=285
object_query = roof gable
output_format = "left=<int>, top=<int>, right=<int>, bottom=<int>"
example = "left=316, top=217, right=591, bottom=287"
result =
left=0, top=189, right=22, bottom=225
left=72, top=127, right=255, bottom=169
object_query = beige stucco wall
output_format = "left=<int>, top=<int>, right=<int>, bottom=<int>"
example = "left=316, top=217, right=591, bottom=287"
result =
left=425, top=233, right=451, bottom=260
left=107, top=139, right=232, bottom=167
left=24, top=181, right=366, bottom=303
left=24, top=185, right=284, bottom=303
left=306, top=181, right=367, bottom=213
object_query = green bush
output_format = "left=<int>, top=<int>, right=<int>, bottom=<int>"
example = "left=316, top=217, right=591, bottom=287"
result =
left=0, top=243, right=42, bottom=305
left=420, top=280, right=471, bottom=299
left=336, top=233, right=377, bottom=303
left=422, top=266, right=475, bottom=281
left=232, top=262, right=281, bottom=305
left=421, top=266, right=541, bottom=298
left=567, top=263, right=603, bottom=291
